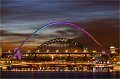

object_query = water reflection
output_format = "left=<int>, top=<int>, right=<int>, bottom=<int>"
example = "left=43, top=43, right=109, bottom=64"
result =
left=1, top=71, right=119, bottom=79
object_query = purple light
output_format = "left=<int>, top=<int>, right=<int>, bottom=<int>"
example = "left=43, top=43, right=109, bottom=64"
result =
left=41, top=22, right=103, bottom=47
left=62, top=22, right=103, bottom=47
left=13, top=48, right=21, bottom=60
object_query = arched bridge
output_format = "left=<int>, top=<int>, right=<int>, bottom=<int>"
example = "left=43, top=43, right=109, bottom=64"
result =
left=33, top=38, right=84, bottom=53
left=12, top=38, right=110, bottom=65
left=13, top=22, right=103, bottom=59
left=3, top=38, right=114, bottom=72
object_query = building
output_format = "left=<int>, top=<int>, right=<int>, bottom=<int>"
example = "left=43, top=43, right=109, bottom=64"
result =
left=110, top=46, right=117, bottom=54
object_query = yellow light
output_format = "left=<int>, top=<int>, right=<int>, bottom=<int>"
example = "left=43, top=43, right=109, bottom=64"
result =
left=8, top=50, right=11, bottom=53
left=47, top=50, right=49, bottom=53
left=2, top=66, right=7, bottom=70
left=114, top=58, right=116, bottom=61
left=51, top=55, right=54, bottom=60
left=26, top=54, right=29, bottom=56
left=36, top=50, right=40, bottom=53
left=74, top=50, right=78, bottom=53
left=84, top=50, right=88, bottom=53
left=93, top=50, right=96, bottom=53
left=111, top=50, right=116, bottom=54
left=65, top=50, right=68, bottom=53
left=27, top=50, right=30, bottom=53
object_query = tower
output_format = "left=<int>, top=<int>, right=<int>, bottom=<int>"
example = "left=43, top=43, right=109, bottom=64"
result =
left=13, top=48, right=21, bottom=60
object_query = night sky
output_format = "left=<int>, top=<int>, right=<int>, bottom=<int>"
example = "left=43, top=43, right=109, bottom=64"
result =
left=0, top=0, right=119, bottom=51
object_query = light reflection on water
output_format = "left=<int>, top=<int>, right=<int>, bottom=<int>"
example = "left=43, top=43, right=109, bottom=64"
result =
left=1, top=71, right=120, bottom=79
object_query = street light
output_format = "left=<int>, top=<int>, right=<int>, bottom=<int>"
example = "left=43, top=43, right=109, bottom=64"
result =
left=36, top=50, right=40, bottom=53
left=47, top=50, right=49, bottom=53
left=8, top=50, right=11, bottom=53
left=93, top=50, right=96, bottom=53
left=51, top=55, right=54, bottom=61
left=27, top=50, right=30, bottom=53
left=56, top=50, right=59, bottom=53
left=65, top=50, right=68, bottom=53
left=74, top=50, right=78, bottom=53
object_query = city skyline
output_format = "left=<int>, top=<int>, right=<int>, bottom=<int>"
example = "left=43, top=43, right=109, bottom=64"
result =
left=0, top=1, right=120, bottom=78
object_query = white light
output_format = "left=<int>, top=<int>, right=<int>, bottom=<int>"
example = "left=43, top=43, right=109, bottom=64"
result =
left=107, top=61, right=109, bottom=64
left=47, top=50, right=49, bottom=53
left=56, top=50, right=59, bottom=53
left=110, top=46, right=115, bottom=49
left=36, top=50, right=40, bottom=53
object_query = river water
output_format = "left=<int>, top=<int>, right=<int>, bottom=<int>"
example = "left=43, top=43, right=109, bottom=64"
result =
left=1, top=71, right=119, bottom=79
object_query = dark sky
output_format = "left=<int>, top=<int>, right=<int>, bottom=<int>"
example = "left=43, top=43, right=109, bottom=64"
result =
left=0, top=0, right=119, bottom=51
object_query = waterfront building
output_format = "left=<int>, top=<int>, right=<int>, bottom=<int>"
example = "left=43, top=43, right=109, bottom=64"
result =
left=110, top=46, right=117, bottom=54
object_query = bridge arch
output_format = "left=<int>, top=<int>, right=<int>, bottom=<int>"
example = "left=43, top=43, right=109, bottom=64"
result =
left=33, top=38, right=84, bottom=53
left=21, top=38, right=113, bottom=65
left=8, top=21, right=107, bottom=64
left=14, top=22, right=103, bottom=56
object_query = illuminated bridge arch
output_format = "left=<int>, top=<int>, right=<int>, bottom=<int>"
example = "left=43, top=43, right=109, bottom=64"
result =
left=33, top=38, right=84, bottom=53
left=16, top=22, right=103, bottom=53
left=22, top=38, right=113, bottom=65
left=9, top=21, right=115, bottom=64
left=12, top=22, right=104, bottom=61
